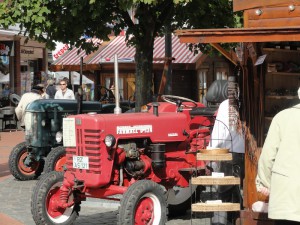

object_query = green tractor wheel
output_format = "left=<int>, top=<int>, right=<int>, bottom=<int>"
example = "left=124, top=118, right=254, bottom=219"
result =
left=43, top=146, right=66, bottom=174
left=9, top=142, right=44, bottom=180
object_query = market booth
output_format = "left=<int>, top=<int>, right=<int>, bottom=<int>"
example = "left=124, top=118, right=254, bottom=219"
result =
left=177, top=1, right=300, bottom=224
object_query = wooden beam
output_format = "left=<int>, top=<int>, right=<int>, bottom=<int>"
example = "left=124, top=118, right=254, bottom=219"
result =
left=50, top=62, right=196, bottom=72
left=210, top=43, right=238, bottom=66
left=176, top=27, right=300, bottom=44
left=233, top=0, right=300, bottom=12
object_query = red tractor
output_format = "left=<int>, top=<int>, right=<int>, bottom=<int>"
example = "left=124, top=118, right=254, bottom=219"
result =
left=31, top=80, right=228, bottom=225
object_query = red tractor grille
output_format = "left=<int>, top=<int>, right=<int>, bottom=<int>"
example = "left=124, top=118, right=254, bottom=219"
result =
left=66, top=128, right=102, bottom=174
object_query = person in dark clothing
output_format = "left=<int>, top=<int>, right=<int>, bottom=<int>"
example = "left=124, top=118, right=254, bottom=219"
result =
left=46, top=79, right=57, bottom=99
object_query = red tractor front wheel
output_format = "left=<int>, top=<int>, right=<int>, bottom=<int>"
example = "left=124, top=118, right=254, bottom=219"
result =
left=9, top=142, right=44, bottom=180
left=31, top=171, right=80, bottom=225
left=44, top=146, right=66, bottom=174
left=118, top=180, right=167, bottom=225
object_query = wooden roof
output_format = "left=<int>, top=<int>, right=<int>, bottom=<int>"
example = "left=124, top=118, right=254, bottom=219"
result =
left=176, top=27, right=300, bottom=44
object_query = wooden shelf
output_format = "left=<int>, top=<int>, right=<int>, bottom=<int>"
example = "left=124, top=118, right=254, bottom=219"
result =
left=192, top=203, right=240, bottom=212
left=267, top=71, right=300, bottom=76
left=263, top=47, right=300, bottom=53
left=197, top=153, right=232, bottom=161
left=191, top=176, right=240, bottom=185
left=265, top=95, right=298, bottom=99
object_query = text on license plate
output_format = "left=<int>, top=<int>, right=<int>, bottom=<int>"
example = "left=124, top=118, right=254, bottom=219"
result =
left=73, top=156, right=89, bottom=169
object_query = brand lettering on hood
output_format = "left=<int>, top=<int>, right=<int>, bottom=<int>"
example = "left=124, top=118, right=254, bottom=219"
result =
left=117, top=125, right=152, bottom=134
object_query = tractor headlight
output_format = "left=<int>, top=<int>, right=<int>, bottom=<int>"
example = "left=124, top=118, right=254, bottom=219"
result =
left=56, top=131, right=63, bottom=143
left=41, top=120, right=46, bottom=127
left=105, top=135, right=116, bottom=147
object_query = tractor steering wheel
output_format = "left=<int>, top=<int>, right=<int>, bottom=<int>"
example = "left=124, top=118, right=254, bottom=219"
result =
left=161, top=95, right=197, bottom=109
left=98, top=86, right=115, bottom=103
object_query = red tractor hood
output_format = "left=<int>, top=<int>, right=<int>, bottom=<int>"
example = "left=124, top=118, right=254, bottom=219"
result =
left=70, top=111, right=190, bottom=143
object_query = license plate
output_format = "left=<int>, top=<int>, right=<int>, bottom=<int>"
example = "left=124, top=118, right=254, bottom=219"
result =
left=73, top=156, right=89, bottom=169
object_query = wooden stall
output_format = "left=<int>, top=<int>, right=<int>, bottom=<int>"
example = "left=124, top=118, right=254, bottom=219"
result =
left=176, top=1, right=300, bottom=224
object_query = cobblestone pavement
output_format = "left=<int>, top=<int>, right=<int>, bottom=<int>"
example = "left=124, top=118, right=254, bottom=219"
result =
left=0, top=176, right=214, bottom=225
left=0, top=131, right=213, bottom=225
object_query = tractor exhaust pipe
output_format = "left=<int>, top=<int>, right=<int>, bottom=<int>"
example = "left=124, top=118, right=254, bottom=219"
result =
left=114, top=54, right=122, bottom=114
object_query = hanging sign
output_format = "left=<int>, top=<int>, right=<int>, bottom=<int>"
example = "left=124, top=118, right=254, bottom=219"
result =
left=255, top=54, right=267, bottom=66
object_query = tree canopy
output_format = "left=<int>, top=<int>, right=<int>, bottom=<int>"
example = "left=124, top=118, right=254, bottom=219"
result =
left=0, top=0, right=239, bottom=110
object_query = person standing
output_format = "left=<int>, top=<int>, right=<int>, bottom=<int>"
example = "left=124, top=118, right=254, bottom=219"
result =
left=45, top=79, right=57, bottom=99
left=256, top=88, right=300, bottom=225
left=207, top=99, right=245, bottom=225
left=15, top=85, right=44, bottom=128
left=54, top=80, right=75, bottom=99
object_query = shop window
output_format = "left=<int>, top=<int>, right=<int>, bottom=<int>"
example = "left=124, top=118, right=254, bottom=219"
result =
left=215, top=67, right=229, bottom=80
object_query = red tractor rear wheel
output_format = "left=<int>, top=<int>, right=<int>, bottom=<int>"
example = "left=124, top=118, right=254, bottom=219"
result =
left=118, top=180, right=167, bottom=225
left=9, top=142, right=44, bottom=180
left=43, top=146, right=66, bottom=174
left=31, top=171, right=80, bottom=225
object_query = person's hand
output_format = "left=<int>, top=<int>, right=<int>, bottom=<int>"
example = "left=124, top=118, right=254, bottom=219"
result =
left=205, top=165, right=213, bottom=176
left=258, top=186, right=270, bottom=196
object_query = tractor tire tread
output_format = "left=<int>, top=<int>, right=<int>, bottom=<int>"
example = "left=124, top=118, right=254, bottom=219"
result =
left=9, top=142, right=44, bottom=180
left=43, top=146, right=65, bottom=174
left=118, top=180, right=168, bottom=225
left=31, top=171, right=80, bottom=225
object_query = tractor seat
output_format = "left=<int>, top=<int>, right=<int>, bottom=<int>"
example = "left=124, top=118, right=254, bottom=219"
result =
left=190, top=80, right=228, bottom=116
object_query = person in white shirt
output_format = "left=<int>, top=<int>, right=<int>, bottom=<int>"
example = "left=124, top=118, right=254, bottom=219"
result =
left=15, top=86, right=44, bottom=128
left=54, top=80, right=75, bottom=100
left=208, top=99, right=245, bottom=225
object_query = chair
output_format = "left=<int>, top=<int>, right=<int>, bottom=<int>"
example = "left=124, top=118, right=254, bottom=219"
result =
left=1, top=106, right=17, bottom=131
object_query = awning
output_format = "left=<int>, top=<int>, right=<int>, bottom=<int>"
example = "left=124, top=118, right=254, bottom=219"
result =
left=88, top=35, right=200, bottom=64
left=51, top=38, right=104, bottom=70
left=176, top=27, right=300, bottom=44
left=50, top=35, right=203, bottom=71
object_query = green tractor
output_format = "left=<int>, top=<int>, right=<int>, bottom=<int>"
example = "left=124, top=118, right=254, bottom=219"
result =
left=9, top=98, right=133, bottom=180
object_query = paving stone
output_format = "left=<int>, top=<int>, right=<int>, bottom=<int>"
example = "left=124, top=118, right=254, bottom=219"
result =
left=0, top=176, right=212, bottom=224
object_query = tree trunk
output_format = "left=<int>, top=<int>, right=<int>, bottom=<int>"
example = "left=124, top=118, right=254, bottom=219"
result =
left=134, top=39, right=155, bottom=112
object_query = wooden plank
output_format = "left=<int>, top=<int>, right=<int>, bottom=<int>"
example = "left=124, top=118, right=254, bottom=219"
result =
left=191, top=176, right=240, bottom=185
left=197, top=153, right=232, bottom=161
left=192, top=203, right=240, bottom=212
left=179, top=34, right=300, bottom=44
left=210, top=43, right=238, bottom=65
left=233, top=0, right=300, bottom=12
left=247, top=6, right=300, bottom=20
left=176, top=27, right=300, bottom=44
left=248, top=17, right=300, bottom=28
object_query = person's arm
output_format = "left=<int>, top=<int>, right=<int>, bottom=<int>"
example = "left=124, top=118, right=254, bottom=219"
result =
left=15, top=97, right=24, bottom=121
left=256, top=117, right=280, bottom=192
left=208, top=100, right=229, bottom=149
left=69, top=90, right=75, bottom=99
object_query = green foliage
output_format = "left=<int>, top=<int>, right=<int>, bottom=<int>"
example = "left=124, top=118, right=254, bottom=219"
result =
left=0, top=0, right=238, bottom=54
left=0, top=0, right=240, bottom=107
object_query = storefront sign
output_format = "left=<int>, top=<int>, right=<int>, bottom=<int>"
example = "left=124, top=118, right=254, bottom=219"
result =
left=0, top=41, right=13, bottom=56
left=20, top=46, right=43, bottom=60
left=21, top=48, right=34, bottom=55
